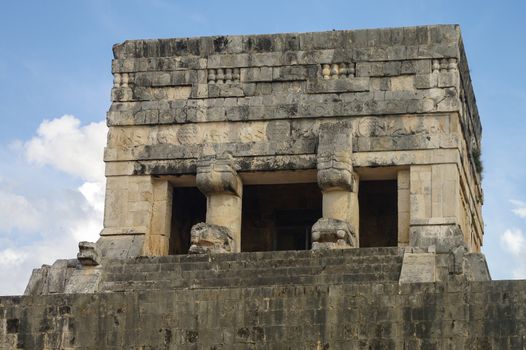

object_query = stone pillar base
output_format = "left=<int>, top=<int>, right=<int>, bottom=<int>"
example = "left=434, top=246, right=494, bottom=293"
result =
left=399, top=223, right=491, bottom=283
left=96, top=234, right=145, bottom=260
left=311, top=218, right=357, bottom=250
left=189, top=222, right=234, bottom=254
left=409, top=223, right=465, bottom=253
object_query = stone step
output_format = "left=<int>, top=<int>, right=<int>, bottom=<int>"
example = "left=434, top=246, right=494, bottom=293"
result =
left=105, top=247, right=403, bottom=269
left=104, top=263, right=402, bottom=281
left=111, top=247, right=402, bottom=263
left=100, top=247, right=403, bottom=292
left=104, top=256, right=402, bottom=273
left=103, top=250, right=403, bottom=276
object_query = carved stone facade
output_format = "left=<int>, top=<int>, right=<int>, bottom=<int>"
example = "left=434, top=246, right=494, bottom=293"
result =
left=6, top=24, right=523, bottom=350
left=26, top=24, right=487, bottom=292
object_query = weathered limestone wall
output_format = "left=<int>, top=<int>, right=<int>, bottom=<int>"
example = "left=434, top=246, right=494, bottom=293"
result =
left=3, top=279, right=525, bottom=349
left=23, top=244, right=488, bottom=299
left=101, top=25, right=483, bottom=257
left=98, top=176, right=173, bottom=258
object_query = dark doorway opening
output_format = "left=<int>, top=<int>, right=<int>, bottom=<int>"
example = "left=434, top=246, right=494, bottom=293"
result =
left=169, top=187, right=206, bottom=254
left=359, top=180, right=398, bottom=247
left=242, top=183, right=322, bottom=252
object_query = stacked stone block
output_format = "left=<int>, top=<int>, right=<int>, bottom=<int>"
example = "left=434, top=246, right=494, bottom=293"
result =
left=3, top=24, right=520, bottom=350
left=100, top=247, right=404, bottom=292
left=20, top=25, right=490, bottom=296
left=101, top=25, right=484, bottom=260
left=3, top=280, right=526, bottom=349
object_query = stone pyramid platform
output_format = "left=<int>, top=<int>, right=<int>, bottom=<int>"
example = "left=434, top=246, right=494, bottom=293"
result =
left=100, top=247, right=404, bottom=292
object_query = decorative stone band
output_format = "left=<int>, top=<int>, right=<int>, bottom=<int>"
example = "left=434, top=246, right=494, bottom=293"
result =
left=432, top=58, right=458, bottom=73
left=196, top=152, right=242, bottom=196
left=311, top=218, right=357, bottom=250
left=189, top=222, right=235, bottom=254
left=208, top=68, right=241, bottom=84
left=321, top=63, right=356, bottom=79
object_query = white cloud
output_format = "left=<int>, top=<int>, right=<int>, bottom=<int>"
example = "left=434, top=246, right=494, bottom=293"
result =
left=23, top=114, right=107, bottom=228
left=0, top=234, right=81, bottom=295
left=70, top=209, right=103, bottom=242
left=0, top=249, right=28, bottom=266
left=497, top=200, right=526, bottom=278
left=79, top=181, right=105, bottom=213
left=25, top=115, right=107, bottom=183
left=501, top=228, right=526, bottom=256
left=500, top=228, right=526, bottom=279
left=0, top=189, right=43, bottom=231
left=0, top=186, right=102, bottom=295
left=510, top=199, right=526, bottom=218
left=0, top=249, right=30, bottom=295
left=0, top=115, right=107, bottom=295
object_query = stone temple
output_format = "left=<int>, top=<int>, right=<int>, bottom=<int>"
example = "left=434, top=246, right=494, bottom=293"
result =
left=1, top=25, right=525, bottom=349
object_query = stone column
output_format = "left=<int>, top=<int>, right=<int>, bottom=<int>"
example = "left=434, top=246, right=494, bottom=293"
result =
left=408, top=163, right=465, bottom=252
left=397, top=170, right=410, bottom=246
left=312, top=122, right=358, bottom=250
left=96, top=176, right=173, bottom=259
left=96, top=175, right=154, bottom=259
left=191, top=153, right=242, bottom=253
left=399, top=163, right=475, bottom=283
left=145, top=179, right=173, bottom=256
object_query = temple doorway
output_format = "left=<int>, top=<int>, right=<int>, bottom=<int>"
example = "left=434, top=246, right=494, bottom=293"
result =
left=359, top=180, right=398, bottom=247
left=241, top=183, right=322, bottom=252
left=169, top=186, right=206, bottom=254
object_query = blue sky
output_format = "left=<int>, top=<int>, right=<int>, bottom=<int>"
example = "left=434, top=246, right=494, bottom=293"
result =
left=0, top=0, right=525, bottom=294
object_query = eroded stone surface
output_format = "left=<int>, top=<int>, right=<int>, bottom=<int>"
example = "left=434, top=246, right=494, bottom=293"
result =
left=6, top=278, right=526, bottom=348
left=24, top=25, right=487, bottom=296
left=311, top=218, right=357, bottom=250
left=77, top=241, right=100, bottom=266
left=189, top=222, right=234, bottom=254
left=3, top=25, right=511, bottom=350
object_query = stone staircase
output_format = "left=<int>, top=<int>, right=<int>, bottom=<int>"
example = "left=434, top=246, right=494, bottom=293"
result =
left=99, top=247, right=404, bottom=292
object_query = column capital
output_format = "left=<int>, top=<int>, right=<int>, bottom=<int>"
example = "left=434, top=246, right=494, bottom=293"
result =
left=196, top=152, right=242, bottom=196
left=317, top=154, right=356, bottom=191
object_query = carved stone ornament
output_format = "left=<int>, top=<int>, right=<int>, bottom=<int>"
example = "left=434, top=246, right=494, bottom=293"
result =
left=77, top=241, right=100, bottom=266
left=311, top=218, right=357, bottom=250
left=317, top=153, right=355, bottom=192
left=189, top=222, right=234, bottom=254
left=317, top=122, right=354, bottom=191
left=321, top=63, right=355, bottom=79
left=196, top=152, right=241, bottom=196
